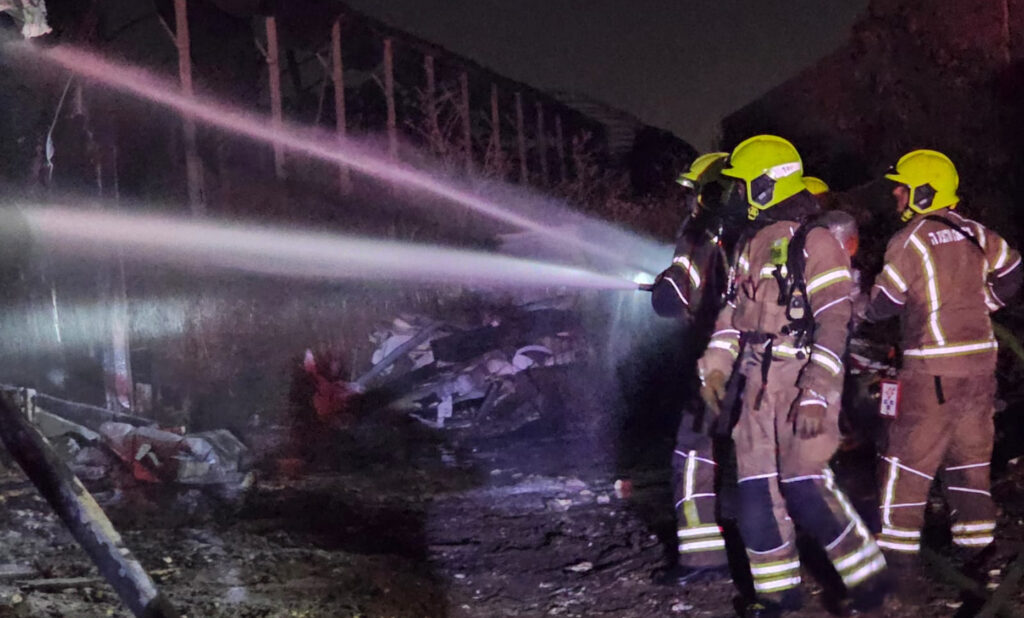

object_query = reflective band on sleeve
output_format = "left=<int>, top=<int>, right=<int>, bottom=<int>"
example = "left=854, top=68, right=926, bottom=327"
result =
left=904, top=340, right=998, bottom=358
left=759, top=265, right=778, bottom=279
left=908, top=234, right=945, bottom=345
left=664, top=277, right=690, bottom=306
left=953, top=536, right=994, bottom=547
left=810, top=344, right=843, bottom=376
left=883, top=264, right=908, bottom=292
left=813, top=296, right=849, bottom=317
left=708, top=340, right=739, bottom=358
left=874, top=283, right=906, bottom=305
left=995, top=239, right=1010, bottom=270
left=998, top=255, right=1022, bottom=277
left=806, top=267, right=852, bottom=295
left=672, top=254, right=702, bottom=288
left=951, top=521, right=996, bottom=534
left=772, top=343, right=809, bottom=359
left=712, top=329, right=740, bottom=338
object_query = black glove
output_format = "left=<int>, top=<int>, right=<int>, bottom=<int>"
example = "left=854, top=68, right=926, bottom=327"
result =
left=650, top=265, right=691, bottom=319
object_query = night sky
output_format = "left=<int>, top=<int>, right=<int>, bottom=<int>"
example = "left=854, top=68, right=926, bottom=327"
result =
left=345, top=0, right=869, bottom=149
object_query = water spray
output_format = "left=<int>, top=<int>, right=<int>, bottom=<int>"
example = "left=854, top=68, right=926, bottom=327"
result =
left=9, top=206, right=639, bottom=291
left=12, top=43, right=667, bottom=277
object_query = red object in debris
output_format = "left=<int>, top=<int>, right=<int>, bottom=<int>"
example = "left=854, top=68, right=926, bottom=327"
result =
left=303, top=349, right=359, bottom=428
left=614, top=479, right=632, bottom=499
left=276, top=457, right=305, bottom=478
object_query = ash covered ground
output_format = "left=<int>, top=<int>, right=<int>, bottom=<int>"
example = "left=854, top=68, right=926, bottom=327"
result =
left=1, top=295, right=1023, bottom=618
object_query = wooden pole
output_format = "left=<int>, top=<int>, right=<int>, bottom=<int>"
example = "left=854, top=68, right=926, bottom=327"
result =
left=173, top=0, right=204, bottom=215
left=331, top=18, right=351, bottom=193
left=0, top=394, right=177, bottom=618
left=514, top=92, right=527, bottom=183
left=555, top=114, right=566, bottom=183
left=535, top=101, right=547, bottom=186
left=265, top=16, right=285, bottom=179
left=109, top=145, right=134, bottom=413
left=384, top=38, right=398, bottom=161
left=424, top=54, right=440, bottom=153
left=489, top=83, right=501, bottom=171
left=459, top=70, right=472, bottom=174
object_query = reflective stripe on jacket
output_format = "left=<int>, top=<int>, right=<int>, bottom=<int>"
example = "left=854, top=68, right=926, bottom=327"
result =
left=867, top=209, right=1022, bottom=376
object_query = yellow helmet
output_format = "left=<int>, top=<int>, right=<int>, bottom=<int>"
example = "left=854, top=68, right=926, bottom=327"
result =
left=676, top=152, right=729, bottom=190
left=721, top=135, right=805, bottom=220
left=884, top=149, right=960, bottom=222
left=803, top=176, right=830, bottom=196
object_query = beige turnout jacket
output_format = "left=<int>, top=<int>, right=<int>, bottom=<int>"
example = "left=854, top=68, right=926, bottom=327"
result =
left=867, top=209, right=1022, bottom=376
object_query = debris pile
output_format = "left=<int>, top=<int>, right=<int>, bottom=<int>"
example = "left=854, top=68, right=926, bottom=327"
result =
left=0, top=385, right=253, bottom=492
left=299, top=299, right=591, bottom=436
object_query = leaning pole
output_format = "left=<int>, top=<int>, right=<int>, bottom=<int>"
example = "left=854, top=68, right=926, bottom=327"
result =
left=0, top=394, right=178, bottom=617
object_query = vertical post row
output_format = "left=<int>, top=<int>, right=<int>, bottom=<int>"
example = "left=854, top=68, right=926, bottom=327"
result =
left=331, top=18, right=351, bottom=193
left=514, top=92, right=527, bottom=183
left=265, top=16, right=285, bottom=179
left=459, top=71, right=472, bottom=175
left=174, top=0, right=204, bottom=214
left=384, top=38, right=398, bottom=161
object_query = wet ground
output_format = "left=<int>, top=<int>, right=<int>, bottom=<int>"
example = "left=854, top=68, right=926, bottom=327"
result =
left=0, top=424, right=1022, bottom=618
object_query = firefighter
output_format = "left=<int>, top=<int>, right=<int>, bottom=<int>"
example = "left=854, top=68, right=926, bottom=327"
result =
left=698, top=135, right=887, bottom=617
left=803, top=176, right=830, bottom=197
left=864, top=150, right=1022, bottom=572
left=649, top=152, right=739, bottom=586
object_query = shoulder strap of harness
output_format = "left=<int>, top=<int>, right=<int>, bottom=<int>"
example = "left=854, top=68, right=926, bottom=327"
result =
left=776, top=215, right=826, bottom=346
left=924, top=214, right=984, bottom=254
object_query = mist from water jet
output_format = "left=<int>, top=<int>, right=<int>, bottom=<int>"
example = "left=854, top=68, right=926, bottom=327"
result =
left=13, top=206, right=639, bottom=292
left=15, top=44, right=670, bottom=276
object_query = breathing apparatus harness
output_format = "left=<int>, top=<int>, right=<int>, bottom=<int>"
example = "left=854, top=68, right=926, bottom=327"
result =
left=722, top=213, right=828, bottom=411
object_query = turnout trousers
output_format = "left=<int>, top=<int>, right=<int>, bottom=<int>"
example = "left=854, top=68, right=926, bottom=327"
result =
left=672, top=403, right=733, bottom=568
left=733, top=352, right=885, bottom=601
left=877, top=371, right=997, bottom=556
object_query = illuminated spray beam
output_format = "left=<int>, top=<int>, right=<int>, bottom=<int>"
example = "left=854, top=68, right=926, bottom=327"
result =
left=0, top=297, right=190, bottom=356
left=17, top=207, right=639, bottom=291
left=23, top=44, right=661, bottom=275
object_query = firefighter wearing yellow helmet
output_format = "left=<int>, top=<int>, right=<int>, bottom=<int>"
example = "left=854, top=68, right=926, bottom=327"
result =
left=650, top=152, right=740, bottom=587
left=699, top=136, right=887, bottom=615
left=803, top=176, right=830, bottom=196
left=865, top=150, right=1022, bottom=585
